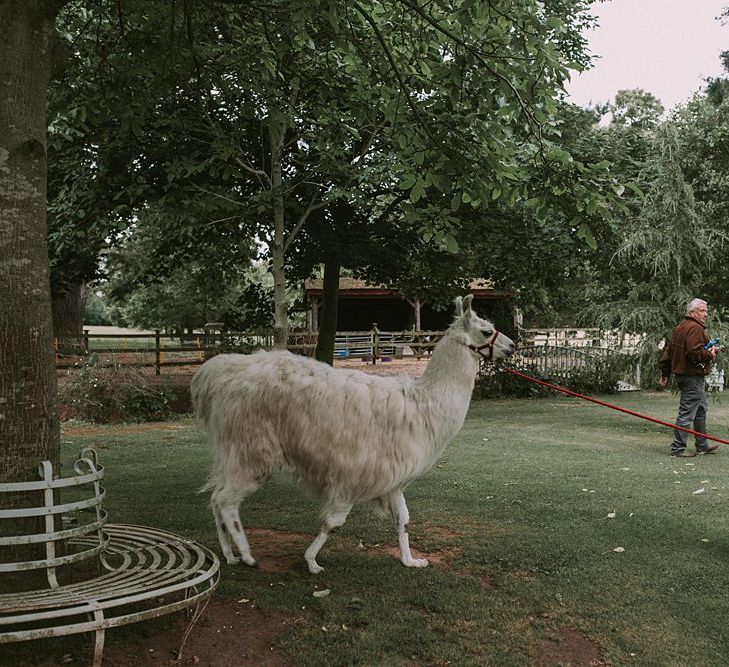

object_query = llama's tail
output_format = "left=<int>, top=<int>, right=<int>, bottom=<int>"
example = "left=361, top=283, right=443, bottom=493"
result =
left=191, top=363, right=216, bottom=495
left=190, top=360, right=217, bottom=425
left=198, top=476, right=215, bottom=494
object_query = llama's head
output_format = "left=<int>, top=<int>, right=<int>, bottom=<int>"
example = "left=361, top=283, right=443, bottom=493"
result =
left=453, top=294, right=516, bottom=361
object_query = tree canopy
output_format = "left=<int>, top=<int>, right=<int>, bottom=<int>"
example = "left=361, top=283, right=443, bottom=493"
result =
left=48, top=0, right=623, bottom=345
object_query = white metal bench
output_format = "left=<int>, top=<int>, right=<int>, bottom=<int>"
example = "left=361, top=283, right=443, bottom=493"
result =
left=0, top=449, right=220, bottom=666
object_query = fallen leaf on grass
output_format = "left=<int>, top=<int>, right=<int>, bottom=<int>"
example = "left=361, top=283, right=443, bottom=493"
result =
left=693, top=488, right=705, bottom=495
left=606, top=512, right=616, bottom=519
left=613, top=547, right=625, bottom=553
left=313, top=589, right=331, bottom=598
left=701, top=538, right=710, bottom=543
left=237, top=598, right=250, bottom=604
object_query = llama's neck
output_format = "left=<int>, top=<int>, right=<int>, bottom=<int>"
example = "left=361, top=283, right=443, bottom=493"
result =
left=414, top=332, right=479, bottom=451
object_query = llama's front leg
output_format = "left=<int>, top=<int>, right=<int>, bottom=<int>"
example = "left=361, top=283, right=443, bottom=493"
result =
left=304, top=504, right=352, bottom=574
left=388, top=490, right=428, bottom=568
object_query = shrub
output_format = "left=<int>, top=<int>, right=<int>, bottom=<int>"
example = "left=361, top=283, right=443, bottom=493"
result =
left=474, top=351, right=631, bottom=399
left=59, top=358, right=174, bottom=423
left=474, top=361, right=553, bottom=400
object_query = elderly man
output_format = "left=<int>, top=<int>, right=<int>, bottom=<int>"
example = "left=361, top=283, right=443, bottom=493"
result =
left=658, top=298, right=720, bottom=458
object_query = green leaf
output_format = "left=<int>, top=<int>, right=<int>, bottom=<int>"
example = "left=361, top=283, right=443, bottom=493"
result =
left=626, top=182, right=645, bottom=197
left=577, top=223, right=597, bottom=250
left=410, top=181, right=425, bottom=203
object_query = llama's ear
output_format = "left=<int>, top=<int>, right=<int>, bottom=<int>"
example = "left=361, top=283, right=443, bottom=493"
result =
left=454, top=296, right=464, bottom=316
left=463, top=294, right=474, bottom=312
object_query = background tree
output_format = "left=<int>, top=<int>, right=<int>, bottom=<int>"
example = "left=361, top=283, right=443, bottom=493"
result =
left=609, top=89, right=665, bottom=129
left=582, top=123, right=726, bottom=380
left=675, top=65, right=729, bottom=314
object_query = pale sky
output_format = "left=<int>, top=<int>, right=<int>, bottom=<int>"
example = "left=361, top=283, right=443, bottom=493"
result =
left=566, top=0, right=729, bottom=112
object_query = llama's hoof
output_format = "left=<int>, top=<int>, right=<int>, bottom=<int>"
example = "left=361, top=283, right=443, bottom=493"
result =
left=403, top=558, right=429, bottom=568
left=307, top=561, right=325, bottom=574
left=226, top=555, right=241, bottom=565
left=241, top=554, right=257, bottom=567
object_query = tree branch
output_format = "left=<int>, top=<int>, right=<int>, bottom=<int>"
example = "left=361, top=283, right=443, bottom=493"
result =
left=393, top=0, right=546, bottom=154
left=192, top=184, right=246, bottom=207
left=235, top=156, right=272, bottom=188
left=350, top=0, right=457, bottom=159
left=283, top=195, right=329, bottom=253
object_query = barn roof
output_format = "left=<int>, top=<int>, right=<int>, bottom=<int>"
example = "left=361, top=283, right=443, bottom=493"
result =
left=303, top=278, right=498, bottom=297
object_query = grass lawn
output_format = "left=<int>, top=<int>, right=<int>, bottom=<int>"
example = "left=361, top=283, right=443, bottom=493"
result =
left=60, top=390, right=729, bottom=666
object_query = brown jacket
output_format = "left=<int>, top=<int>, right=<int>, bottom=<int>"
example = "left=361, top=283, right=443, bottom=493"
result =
left=658, top=316, right=712, bottom=377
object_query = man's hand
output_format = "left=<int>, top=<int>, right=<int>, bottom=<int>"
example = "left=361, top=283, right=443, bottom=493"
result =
left=659, top=376, right=669, bottom=387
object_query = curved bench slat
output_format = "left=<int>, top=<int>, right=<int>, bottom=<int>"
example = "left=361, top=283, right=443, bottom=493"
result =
left=0, top=453, right=220, bottom=667
left=0, top=524, right=220, bottom=644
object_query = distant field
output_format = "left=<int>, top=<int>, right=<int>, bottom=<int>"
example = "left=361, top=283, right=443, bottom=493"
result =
left=83, top=325, right=155, bottom=335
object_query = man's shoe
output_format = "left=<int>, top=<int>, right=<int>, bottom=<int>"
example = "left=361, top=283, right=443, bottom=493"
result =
left=697, top=443, right=720, bottom=454
left=671, top=450, right=696, bottom=458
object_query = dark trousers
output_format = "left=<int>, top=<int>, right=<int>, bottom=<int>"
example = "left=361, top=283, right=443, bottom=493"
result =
left=672, top=374, right=708, bottom=453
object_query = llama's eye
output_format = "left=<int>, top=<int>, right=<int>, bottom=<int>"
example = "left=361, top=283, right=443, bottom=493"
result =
left=483, top=329, right=493, bottom=336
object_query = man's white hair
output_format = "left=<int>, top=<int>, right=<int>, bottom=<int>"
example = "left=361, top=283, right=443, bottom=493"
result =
left=687, top=298, right=707, bottom=315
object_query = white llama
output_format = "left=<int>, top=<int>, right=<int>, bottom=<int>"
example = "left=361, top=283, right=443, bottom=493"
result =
left=192, top=294, right=515, bottom=573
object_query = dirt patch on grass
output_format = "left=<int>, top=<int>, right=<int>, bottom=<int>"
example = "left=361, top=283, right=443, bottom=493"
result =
left=334, top=357, right=429, bottom=377
left=0, top=597, right=301, bottom=667
left=62, top=422, right=192, bottom=437
left=535, top=628, right=607, bottom=667
left=227, top=527, right=462, bottom=572
left=245, top=528, right=313, bottom=573
left=360, top=541, right=463, bottom=569
left=420, top=525, right=464, bottom=540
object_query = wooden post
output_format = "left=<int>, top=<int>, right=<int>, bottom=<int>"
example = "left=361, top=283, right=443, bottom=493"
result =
left=155, top=330, right=161, bottom=376
left=371, top=323, right=379, bottom=365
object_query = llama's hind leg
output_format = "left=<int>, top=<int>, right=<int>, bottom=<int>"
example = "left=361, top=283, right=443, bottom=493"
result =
left=211, top=504, right=238, bottom=565
left=211, top=483, right=259, bottom=567
left=304, top=503, right=352, bottom=574
left=388, top=490, right=428, bottom=568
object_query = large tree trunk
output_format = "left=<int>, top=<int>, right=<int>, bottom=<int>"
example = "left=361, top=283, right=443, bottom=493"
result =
left=314, top=259, right=340, bottom=365
left=0, top=1, right=65, bottom=572
left=269, top=119, right=288, bottom=349
left=52, top=282, right=89, bottom=355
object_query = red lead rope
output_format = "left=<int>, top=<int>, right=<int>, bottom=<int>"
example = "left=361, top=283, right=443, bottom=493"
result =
left=503, top=367, right=729, bottom=446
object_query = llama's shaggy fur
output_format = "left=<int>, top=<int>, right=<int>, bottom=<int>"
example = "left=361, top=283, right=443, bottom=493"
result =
left=192, top=295, right=515, bottom=573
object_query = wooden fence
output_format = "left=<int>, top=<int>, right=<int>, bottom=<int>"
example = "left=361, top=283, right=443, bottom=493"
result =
left=55, top=328, right=645, bottom=388
left=54, top=327, right=447, bottom=375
